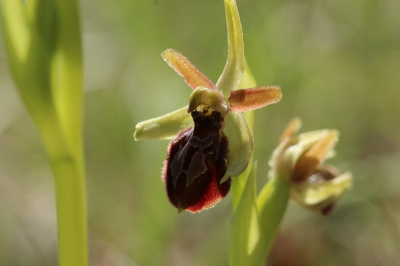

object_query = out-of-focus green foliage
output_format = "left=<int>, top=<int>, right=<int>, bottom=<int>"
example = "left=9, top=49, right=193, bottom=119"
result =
left=1, top=0, right=400, bottom=265
left=1, top=1, right=87, bottom=265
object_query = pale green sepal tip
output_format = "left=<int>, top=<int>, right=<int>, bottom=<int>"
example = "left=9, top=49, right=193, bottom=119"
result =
left=216, top=0, right=245, bottom=97
left=221, top=112, right=253, bottom=183
left=134, top=106, right=193, bottom=140
left=229, top=163, right=264, bottom=266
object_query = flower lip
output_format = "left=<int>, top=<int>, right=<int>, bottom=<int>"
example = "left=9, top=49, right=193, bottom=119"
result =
left=163, top=109, right=230, bottom=213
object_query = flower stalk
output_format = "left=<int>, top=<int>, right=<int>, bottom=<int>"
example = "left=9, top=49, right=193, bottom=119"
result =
left=1, top=1, right=87, bottom=265
left=229, top=62, right=290, bottom=266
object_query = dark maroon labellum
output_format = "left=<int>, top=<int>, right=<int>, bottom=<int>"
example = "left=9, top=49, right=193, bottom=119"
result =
left=163, top=108, right=231, bottom=212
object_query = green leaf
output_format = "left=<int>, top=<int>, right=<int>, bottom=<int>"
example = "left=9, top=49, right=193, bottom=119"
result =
left=229, top=164, right=264, bottom=266
left=256, top=176, right=290, bottom=263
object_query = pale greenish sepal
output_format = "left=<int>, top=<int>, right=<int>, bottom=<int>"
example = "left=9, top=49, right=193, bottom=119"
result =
left=222, top=112, right=253, bottom=181
left=134, top=106, right=193, bottom=140
left=229, top=163, right=264, bottom=266
left=216, top=0, right=245, bottom=97
left=256, top=176, right=290, bottom=262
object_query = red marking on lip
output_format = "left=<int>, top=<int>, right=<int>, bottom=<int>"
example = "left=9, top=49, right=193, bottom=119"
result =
left=186, top=168, right=231, bottom=213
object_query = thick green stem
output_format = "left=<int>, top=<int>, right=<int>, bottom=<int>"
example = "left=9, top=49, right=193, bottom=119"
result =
left=1, top=0, right=88, bottom=265
left=52, top=157, right=87, bottom=266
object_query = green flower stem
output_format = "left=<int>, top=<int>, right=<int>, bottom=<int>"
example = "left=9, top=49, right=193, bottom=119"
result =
left=52, top=157, right=87, bottom=266
left=231, top=158, right=252, bottom=214
left=256, top=176, right=290, bottom=262
left=1, top=1, right=88, bottom=265
left=230, top=60, right=289, bottom=265
left=230, top=164, right=264, bottom=266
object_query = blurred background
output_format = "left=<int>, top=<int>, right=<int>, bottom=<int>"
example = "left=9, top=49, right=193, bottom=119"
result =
left=1, top=0, right=400, bottom=265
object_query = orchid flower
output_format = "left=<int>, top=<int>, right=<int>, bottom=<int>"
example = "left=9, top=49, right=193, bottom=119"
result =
left=134, top=0, right=282, bottom=213
left=269, top=118, right=353, bottom=214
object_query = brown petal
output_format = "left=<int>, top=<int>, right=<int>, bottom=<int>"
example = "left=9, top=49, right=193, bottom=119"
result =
left=292, top=131, right=339, bottom=182
left=278, top=118, right=302, bottom=144
left=228, top=86, right=282, bottom=112
left=162, top=49, right=215, bottom=90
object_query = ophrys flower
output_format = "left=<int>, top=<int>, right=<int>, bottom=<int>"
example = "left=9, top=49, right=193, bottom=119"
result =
left=134, top=0, right=282, bottom=212
left=269, top=118, right=353, bottom=215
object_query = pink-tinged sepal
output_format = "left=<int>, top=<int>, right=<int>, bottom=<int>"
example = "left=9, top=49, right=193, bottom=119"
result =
left=162, top=49, right=216, bottom=90
left=163, top=109, right=231, bottom=212
left=228, top=86, right=282, bottom=112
